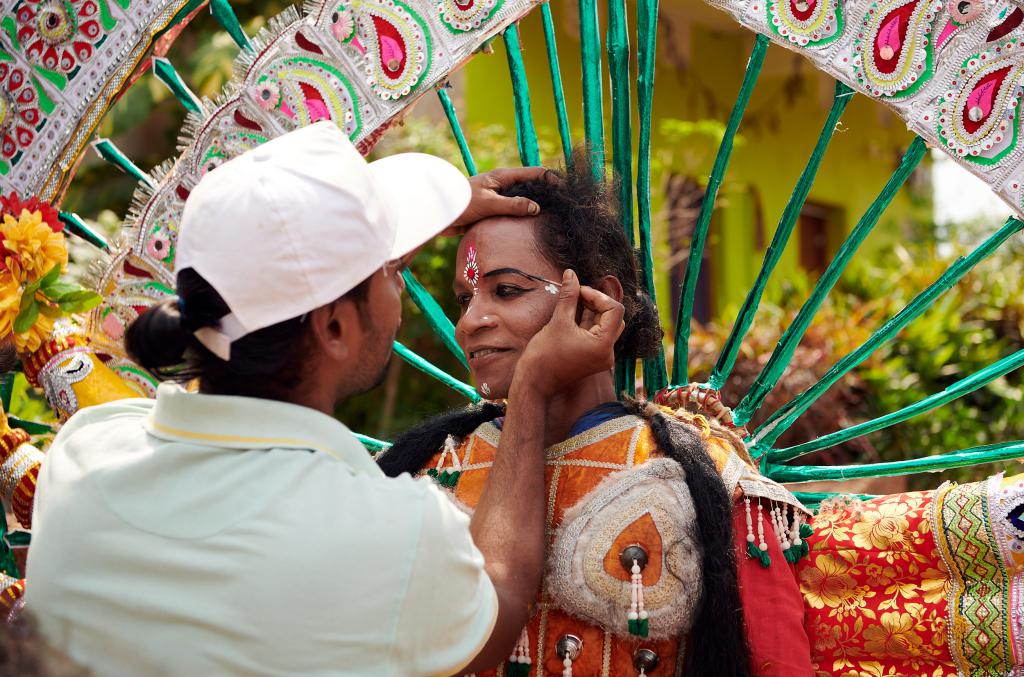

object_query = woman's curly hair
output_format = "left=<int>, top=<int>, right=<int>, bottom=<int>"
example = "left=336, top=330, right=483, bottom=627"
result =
left=498, top=151, right=664, bottom=361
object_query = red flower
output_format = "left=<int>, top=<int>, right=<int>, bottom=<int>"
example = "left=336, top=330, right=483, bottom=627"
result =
left=0, top=192, right=62, bottom=233
left=0, top=63, right=39, bottom=159
left=16, top=0, right=103, bottom=73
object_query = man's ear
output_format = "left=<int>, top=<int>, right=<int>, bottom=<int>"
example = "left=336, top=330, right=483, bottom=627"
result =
left=307, top=297, right=363, bottom=362
left=594, top=275, right=624, bottom=303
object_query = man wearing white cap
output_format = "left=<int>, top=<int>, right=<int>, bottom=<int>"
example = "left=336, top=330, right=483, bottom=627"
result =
left=25, top=122, right=624, bottom=676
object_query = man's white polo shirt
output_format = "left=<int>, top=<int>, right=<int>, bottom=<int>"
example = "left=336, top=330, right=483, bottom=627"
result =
left=26, top=384, right=497, bottom=676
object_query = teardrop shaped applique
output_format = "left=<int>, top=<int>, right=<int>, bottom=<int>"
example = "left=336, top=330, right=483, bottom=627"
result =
left=252, top=55, right=362, bottom=139
left=439, top=0, right=504, bottom=33
left=546, top=458, right=703, bottom=640
left=852, top=0, right=943, bottom=98
left=766, top=0, right=843, bottom=47
left=935, top=18, right=959, bottom=51
left=935, top=40, right=1024, bottom=165
left=987, top=6, right=1023, bottom=43
left=352, top=0, right=432, bottom=100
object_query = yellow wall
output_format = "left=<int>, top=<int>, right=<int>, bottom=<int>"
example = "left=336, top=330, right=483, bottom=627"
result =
left=457, top=1, right=931, bottom=330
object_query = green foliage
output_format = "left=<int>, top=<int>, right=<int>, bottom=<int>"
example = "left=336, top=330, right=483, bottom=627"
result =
left=691, top=235, right=1024, bottom=488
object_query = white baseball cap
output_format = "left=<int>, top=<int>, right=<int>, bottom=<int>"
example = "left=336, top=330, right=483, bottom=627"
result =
left=175, top=121, right=471, bottom=359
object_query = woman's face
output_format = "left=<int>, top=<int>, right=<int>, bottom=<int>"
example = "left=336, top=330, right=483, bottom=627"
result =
left=453, top=217, right=562, bottom=399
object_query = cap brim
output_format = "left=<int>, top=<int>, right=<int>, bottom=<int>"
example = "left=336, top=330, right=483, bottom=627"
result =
left=367, top=153, right=471, bottom=259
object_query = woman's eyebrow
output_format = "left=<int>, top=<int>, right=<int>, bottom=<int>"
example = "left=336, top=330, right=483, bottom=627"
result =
left=482, top=267, right=563, bottom=286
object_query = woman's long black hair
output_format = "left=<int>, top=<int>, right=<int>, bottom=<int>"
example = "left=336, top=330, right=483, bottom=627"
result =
left=378, top=155, right=752, bottom=676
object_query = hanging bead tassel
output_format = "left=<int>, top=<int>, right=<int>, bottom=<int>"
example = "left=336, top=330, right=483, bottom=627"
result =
left=754, top=500, right=771, bottom=567
left=776, top=505, right=798, bottom=564
left=627, top=558, right=649, bottom=637
left=744, top=495, right=761, bottom=561
left=790, top=512, right=809, bottom=560
left=428, top=435, right=462, bottom=488
left=506, top=626, right=531, bottom=676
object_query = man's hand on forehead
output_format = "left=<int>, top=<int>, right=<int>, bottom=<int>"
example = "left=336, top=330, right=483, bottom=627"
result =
left=444, top=166, right=554, bottom=235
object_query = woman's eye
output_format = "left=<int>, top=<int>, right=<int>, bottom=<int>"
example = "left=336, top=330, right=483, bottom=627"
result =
left=496, top=285, right=526, bottom=298
left=455, top=293, right=473, bottom=308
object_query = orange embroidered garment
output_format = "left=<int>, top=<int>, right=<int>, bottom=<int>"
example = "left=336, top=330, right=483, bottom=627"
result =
left=425, top=411, right=814, bottom=676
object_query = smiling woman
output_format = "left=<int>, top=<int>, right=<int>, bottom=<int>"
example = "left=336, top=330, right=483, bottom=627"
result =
left=378, top=157, right=814, bottom=677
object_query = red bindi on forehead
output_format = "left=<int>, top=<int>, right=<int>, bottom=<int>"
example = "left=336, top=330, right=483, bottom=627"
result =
left=463, top=241, right=480, bottom=288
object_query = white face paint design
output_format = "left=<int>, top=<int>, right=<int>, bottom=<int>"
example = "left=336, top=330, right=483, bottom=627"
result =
left=481, top=382, right=491, bottom=397
left=544, top=283, right=558, bottom=295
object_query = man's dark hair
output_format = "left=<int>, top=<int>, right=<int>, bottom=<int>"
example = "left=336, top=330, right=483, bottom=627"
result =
left=126, top=267, right=370, bottom=399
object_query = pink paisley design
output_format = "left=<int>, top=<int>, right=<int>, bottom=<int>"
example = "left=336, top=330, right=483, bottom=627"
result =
left=0, top=63, right=38, bottom=160
left=353, top=0, right=431, bottom=100
left=373, top=18, right=407, bottom=76
left=16, top=0, right=103, bottom=73
left=962, top=66, right=1010, bottom=134
left=874, top=7, right=910, bottom=69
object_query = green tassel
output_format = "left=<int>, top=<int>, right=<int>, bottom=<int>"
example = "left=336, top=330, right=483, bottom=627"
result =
left=746, top=541, right=761, bottom=560
left=427, top=468, right=439, bottom=479
left=507, top=662, right=531, bottom=677
left=638, top=617, right=649, bottom=637
left=628, top=618, right=639, bottom=635
left=784, top=547, right=798, bottom=564
left=800, top=523, right=814, bottom=539
left=758, top=548, right=771, bottom=568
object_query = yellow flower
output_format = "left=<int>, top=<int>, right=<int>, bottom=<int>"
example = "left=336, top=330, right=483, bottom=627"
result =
left=862, top=611, right=925, bottom=657
left=919, top=570, right=950, bottom=604
left=1, top=208, right=67, bottom=283
left=852, top=500, right=912, bottom=551
left=13, top=310, right=53, bottom=355
left=801, top=553, right=859, bottom=609
left=0, top=272, right=20, bottom=337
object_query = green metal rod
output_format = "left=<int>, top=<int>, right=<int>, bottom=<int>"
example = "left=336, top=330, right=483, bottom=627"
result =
left=210, top=0, right=252, bottom=51
left=607, top=0, right=634, bottom=398
left=607, top=0, right=633, bottom=246
left=152, top=57, right=204, bottom=115
left=540, top=3, right=573, bottom=168
left=637, top=0, right=667, bottom=394
left=437, top=87, right=478, bottom=176
left=58, top=211, right=109, bottom=250
left=765, top=439, right=1024, bottom=483
left=355, top=433, right=391, bottom=453
left=771, top=347, right=1024, bottom=462
left=91, top=138, right=155, bottom=189
left=792, top=491, right=878, bottom=509
left=578, top=0, right=605, bottom=178
left=503, top=24, right=541, bottom=167
left=709, top=81, right=854, bottom=391
left=671, top=35, right=770, bottom=386
left=751, top=216, right=1024, bottom=450
left=733, top=136, right=928, bottom=426
left=402, top=270, right=468, bottom=370
left=393, top=341, right=480, bottom=401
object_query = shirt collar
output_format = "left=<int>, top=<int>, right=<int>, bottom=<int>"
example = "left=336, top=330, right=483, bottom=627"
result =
left=145, top=383, right=383, bottom=477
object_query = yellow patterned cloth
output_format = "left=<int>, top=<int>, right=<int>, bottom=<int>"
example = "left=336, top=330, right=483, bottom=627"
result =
left=799, top=492, right=954, bottom=676
left=800, top=472, right=1024, bottom=676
